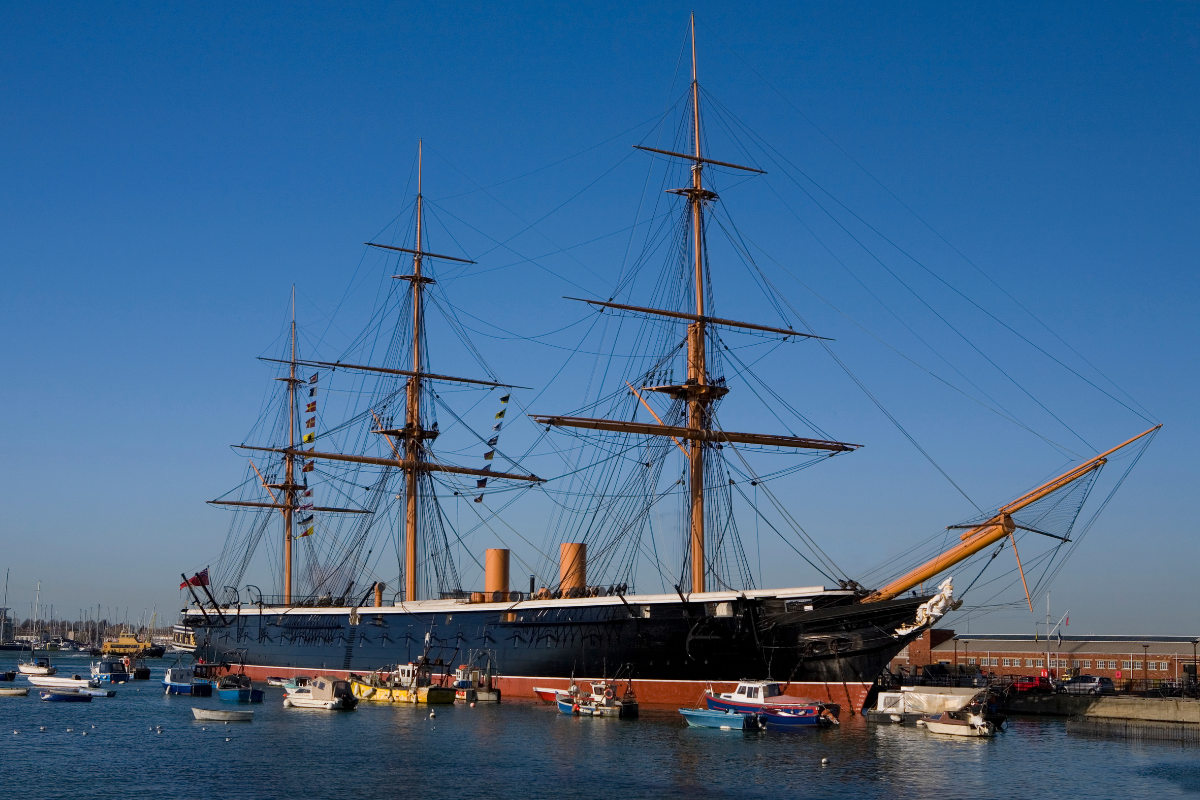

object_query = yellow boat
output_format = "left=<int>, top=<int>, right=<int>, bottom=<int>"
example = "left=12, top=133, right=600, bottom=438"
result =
left=101, top=632, right=147, bottom=656
left=349, top=663, right=456, bottom=704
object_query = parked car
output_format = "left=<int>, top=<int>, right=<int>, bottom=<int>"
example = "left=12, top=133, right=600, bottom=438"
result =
left=1012, top=675, right=1053, bottom=693
left=1059, top=675, right=1115, bottom=696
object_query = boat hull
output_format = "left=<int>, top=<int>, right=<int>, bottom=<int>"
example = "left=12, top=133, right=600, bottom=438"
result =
left=185, top=591, right=929, bottom=713
left=39, top=690, right=91, bottom=702
left=680, top=708, right=762, bottom=730
left=163, top=681, right=213, bottom=697
left=192, top=708, right=253, bottom=721
left=349, top=680, right=456, bottom=704
left=216, top=687, right=265, bottom=703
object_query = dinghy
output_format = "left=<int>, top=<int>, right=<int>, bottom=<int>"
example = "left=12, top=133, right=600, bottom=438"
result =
left=192, top=707, right=254, bottom=722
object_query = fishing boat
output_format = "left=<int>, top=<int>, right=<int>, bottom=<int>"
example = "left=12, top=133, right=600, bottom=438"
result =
left=38, top=689, right=92, bottom=703
left=180, top=17, right=1160, bottom=712
left=452, top=662, right=501, bottom=702
left=283, top=675, right=358, bottom=710
left=533, top=687, right=565, bottom=704
left=0, top=687, right=28, bottom=697
left=705, top=680, right=839, bottom=721
left=192, top=707, right=254, bottom=722
left=680, top=708, right=763, bottom=731
left=91, top=660, right=132, bottom=684
left=0, top=671, right=15, bottom=682
left=215, top=673, right=265, bottom=703
left=555, top=680, right=639, bottom=718
left=162, top=663, right=216, bottom=697
left=918, top=709, right=995, bottom=738
left=26, top=674, right=100, bottom=689
left=348, top=663, right=455, bottom=704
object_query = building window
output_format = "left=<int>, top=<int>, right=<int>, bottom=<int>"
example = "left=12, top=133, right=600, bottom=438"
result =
left=1002, top=658, right=1014, bottom=667
left=988, top=658, right=998, bottom=666
left=1133, top=661, right=1142, bottom=670
left=1080, top=660, right=1091, bottom=669
left=967, top=658, right=976, bottom=665
left=1122, top=661, right=1132, bottom=670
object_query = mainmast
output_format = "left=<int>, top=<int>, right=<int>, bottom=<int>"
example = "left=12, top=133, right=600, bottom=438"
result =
left=404, top=141, right=426, bottom=603
left=534, top=16, right=859, bottom=595
left=686, top=13, right=710, bottom=593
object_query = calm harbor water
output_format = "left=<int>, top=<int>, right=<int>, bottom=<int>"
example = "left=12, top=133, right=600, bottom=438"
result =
left=1, top=654, right=1198, bottom=799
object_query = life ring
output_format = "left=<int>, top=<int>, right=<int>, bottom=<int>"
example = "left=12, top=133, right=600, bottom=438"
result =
left=604, top=688, right=615, bottom=700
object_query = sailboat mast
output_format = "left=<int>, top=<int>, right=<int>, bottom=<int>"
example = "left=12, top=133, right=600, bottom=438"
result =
left=404, top=141, right=425, bottom=602
left=284, top=289, right=296, bottom=603
left=687, top=13, right=709, bottom=594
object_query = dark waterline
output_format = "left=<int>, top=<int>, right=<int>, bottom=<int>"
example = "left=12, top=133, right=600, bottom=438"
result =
left=1, top=654, right=1197, bottom=799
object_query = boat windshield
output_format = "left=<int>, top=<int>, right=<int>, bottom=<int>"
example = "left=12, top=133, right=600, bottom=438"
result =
left=764, top=684, right=781, bottom=697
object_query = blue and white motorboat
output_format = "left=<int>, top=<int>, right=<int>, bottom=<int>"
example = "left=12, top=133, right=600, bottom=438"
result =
left=39, top=689, right=92, bottom=702
left=91, top=660, right=131, bottom=684
left=215, top=674, right=265, bottom=703
left=162, top=663, right=216, bottom=697
left=679, top=707, right=764, bottom=731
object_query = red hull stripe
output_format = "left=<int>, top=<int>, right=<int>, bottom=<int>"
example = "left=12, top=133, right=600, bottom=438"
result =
left=225, top=663, right=871, bottom=712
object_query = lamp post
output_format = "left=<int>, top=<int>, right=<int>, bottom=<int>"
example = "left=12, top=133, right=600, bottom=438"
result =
left=1143, top=643, right=1150, bottom=694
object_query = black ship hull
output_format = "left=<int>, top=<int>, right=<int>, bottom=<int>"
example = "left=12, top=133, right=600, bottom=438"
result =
left=186, top=589, right=932, bottom=709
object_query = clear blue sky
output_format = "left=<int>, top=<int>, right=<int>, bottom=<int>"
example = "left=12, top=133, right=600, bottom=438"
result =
left=1, top=2, right=1195, bottom=634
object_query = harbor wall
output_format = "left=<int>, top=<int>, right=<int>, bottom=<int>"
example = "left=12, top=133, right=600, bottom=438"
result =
left=1004, top=694, right=1200, bottom=724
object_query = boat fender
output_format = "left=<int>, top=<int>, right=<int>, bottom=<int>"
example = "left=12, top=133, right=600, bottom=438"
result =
left=283, top=698, right=292, bottom=708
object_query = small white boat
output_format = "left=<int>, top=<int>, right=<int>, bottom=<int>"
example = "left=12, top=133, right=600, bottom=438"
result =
left=27, top=675, right=100, bottom=689
left=192, top=707, right=254, bottom=722
left=283, top=675, right=358, bottom=710
left=918, top=709, right=996, bottom=737
left=265, top=676, right=288, bottom=687
left=0, top=687, right=29, bottom=697
left=18, top=658, right=56, bottom=676
left=77, top=686, right=117, bottom=698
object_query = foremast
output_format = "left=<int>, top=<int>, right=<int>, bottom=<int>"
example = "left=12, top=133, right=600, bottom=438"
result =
left=226, top=141, right=542, bottom=603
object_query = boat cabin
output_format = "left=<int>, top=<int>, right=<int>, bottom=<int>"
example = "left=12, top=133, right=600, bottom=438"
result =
left=722, top=681, right=785, bottom=701
left=311, top=676, right=355, bottom=703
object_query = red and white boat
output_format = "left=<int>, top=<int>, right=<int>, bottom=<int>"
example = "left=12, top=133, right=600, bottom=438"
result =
left=705, top=680, right=840, bottom=720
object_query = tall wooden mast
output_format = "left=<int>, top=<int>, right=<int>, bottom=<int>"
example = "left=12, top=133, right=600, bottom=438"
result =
left=533, top=16, right=860, bottom=595
left=283, top=288, right=297, bottom=603
left=686, top=13, right=710, bottom=593
left=404, top=140, right=426, bottom=602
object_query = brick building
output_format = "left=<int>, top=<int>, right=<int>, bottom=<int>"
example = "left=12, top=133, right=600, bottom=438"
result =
left=891, top=630, right=1200, bottom=682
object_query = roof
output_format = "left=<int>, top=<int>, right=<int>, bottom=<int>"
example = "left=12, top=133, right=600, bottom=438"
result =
left=931, top=634, right=1200, bottom=656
